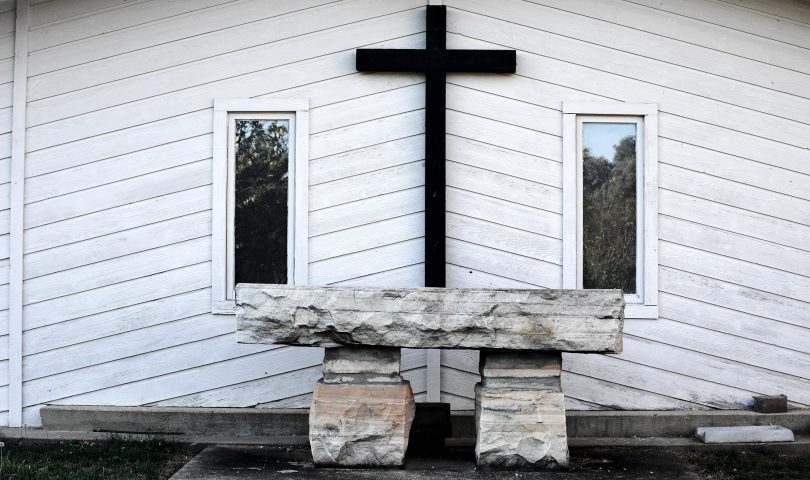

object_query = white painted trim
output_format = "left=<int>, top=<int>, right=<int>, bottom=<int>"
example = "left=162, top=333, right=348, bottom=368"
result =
left=212, top=99, right=310, bottom=314
left=9, top=0, right=28, bottom=428
left=561, top=103, right=659, bottom=320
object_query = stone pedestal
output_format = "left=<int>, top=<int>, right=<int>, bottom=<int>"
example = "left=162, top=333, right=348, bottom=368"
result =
left=309, top=347, right=415, bottom=467
left=476, top=351, right=569, bottom=469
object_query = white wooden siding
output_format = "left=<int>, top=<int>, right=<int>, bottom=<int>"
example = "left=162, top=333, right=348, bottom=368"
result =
left=4, top=0, right=809, bottom=425
left=0, top=0, right=13, bottom=425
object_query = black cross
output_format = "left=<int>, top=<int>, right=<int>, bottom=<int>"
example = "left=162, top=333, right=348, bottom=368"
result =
left=356, top=6, right=516, bottom=288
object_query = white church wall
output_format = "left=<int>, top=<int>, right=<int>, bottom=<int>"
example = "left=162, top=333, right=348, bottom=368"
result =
left=0, top=0, right=13, bottom=426
left=3, top=0, right=808, bottom=425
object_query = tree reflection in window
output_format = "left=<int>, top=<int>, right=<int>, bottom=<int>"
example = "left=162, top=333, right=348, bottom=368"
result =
left=234, top=119, right=289, bottom=284
left=582, top=123, right=636, bottom=293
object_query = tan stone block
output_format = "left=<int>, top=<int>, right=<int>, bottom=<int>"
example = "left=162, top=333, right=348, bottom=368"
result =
left=309, top=381, right=415, bottom=466
left=475, top=385, right=569, bottom=469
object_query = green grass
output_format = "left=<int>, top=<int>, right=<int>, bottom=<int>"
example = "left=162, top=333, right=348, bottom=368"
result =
left=681, top=450, right=810, bottom=480
left=0, top=438, right=195, bottom=480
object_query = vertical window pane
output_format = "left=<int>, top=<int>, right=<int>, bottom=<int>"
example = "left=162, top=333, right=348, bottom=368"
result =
left=582, top=122, right=637, bottom=293
left=234, top=119, right=289, bottom=284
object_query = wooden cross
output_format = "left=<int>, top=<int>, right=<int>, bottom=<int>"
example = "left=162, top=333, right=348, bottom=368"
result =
left=356, top=6, right=516, bottom=288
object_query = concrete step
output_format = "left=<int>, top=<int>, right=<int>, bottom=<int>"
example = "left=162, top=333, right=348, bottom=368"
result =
left=40, top=405, right=810, bottom=438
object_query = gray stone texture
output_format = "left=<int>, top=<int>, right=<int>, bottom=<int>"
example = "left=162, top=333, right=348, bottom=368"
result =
left=236, top=285, right=624, bottom=352
left=480, top=351, right=562, bottom=390
left=695, top=425, right=795, bottom=444
left=322, top=346, right=402, bottom=384
left=309, top=381, right=415, bottom=466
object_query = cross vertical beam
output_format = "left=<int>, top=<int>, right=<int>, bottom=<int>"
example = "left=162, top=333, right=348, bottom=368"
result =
left=356, top=6, right=516, bottom=287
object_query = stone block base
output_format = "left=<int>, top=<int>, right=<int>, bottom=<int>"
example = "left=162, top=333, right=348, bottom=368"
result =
left=309, top=380, right=415, bottom=466
left=475, top=385, right=569, bottom=469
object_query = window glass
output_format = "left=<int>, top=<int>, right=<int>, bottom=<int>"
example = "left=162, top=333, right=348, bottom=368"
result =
left=234, top=119, right=290, bottom=284
left=582, top=122, right=637, bottom=293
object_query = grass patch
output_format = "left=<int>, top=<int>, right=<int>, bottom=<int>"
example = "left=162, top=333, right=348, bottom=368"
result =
left=0, top=438, right=195, bottom=480
left=680, top=449, right=810, bottom=480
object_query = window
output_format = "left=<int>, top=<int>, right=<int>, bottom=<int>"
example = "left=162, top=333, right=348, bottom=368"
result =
left=212, top=99, right=309, bottom=314
left=562, top=103, right=658, bottom=319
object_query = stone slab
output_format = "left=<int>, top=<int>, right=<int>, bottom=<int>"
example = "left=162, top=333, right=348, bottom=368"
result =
left=480, top=351, right=561, bottom=390
left=237, top=285, right=624, bottom=352
left=309, top=381, right=415, bottom=466
left=475, top=385, right=569, bottom=469
left=322, top=347, right=401, bottom=384
left=695, top=425, right=795, bottom=444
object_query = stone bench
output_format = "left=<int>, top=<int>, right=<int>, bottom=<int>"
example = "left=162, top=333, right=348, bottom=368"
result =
left=237, top=285, right=624, bottom=469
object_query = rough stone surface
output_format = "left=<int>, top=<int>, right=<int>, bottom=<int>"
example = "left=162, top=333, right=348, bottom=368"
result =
left=237, top=285, right=624, bottom=352
left=309, top=381, right=415, bottom=466
left=695, top=425, right=795, bottom=444
left=480, top=351, right=562, bottom=390
left=322, top=347, right=401, bottom=384
left=475, top=385, right=569, bottom=468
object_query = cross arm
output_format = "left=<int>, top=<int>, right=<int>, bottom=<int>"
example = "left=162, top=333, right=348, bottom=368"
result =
left=356, top=49, right=516, bottom=73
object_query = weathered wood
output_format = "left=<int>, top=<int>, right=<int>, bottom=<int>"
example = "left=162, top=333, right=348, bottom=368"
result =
left=236, top=285, right=624, bottom=352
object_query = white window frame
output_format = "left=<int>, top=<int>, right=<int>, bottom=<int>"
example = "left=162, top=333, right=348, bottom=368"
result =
left=212, top=99, right=309, bottom=314
left=562, top=102, right=658, bottom=319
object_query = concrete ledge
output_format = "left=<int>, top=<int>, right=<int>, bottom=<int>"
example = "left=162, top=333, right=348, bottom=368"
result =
left=40, top=406, right=810, bottom=439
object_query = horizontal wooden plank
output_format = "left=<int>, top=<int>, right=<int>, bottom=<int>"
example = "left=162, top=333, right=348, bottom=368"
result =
left=309, top=187, right=424, bottom=237
left=447, top=83, right=561, bottom=136
left=26, top=110, right=211, bottom=174
left=24, top=185, right=211, bottom=254
left=566, top=353, right=755, bottom=409
left=29, top=0, right=280, bottom=52
left=150, top=364, right=325, bottom=408
left=25, top=135, right=211, bottom=202
left=659, top=293, right=810, bottom=355
left=23, top=262, right=210, bottom=330
left=446, top=134, right=561, bottom=188
left=446, top=263, right=536, bottom=289
left=310, top=212, right=424, bottom=262
left=446, top=109, right=561, bottom=161
left=447, top=161, right=561, bottom=213
left=521, top=0, right=810, bottom=74
left=311, top=110, right=424, bottom=160
left=310, top=135, right=423, bottom=186
left=627, top=319, right=810, bottom=384
left=333, top=263, right=424, bottom=288
left=30, top=0, right=146, bottom=27
left=659, top=163, right=810, bottom=226
left=309, top=160, right=424, bottom=211
left=24, top=335, right=274, bottom=407
left=660, top=138, right=810, bottom=202
left=24, top=237, right=211, bottom=305
left=310, top=82, right=423, bottom=135
left=660, top=241, right=810, bottom=303
left=627, top=0, right=810, bottom=50
left=26, top=9, right=423, bottom=131
left=309, top=238, right=424, bottom=285
left=447, top=238, right=561, bottom=288
left=24, top=313, right=230, bottom=381
left=24, top=211, right=211, bottom=280
left=447, top=187, right=561, bottom=239
left=447, top=212, right=561, bottom=265
left=24, top=289, right=211, bottom=355
left=660, top=267, right=810, bottom=328
left=448, top=3, right=810, bottom=123
left=26, top=160, right=211, bottom=229
left=660, top=216, right=810, bottom=277
left=561, top=370, right=707, bottom=410
left=659, top=189, right=810, bottom=252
